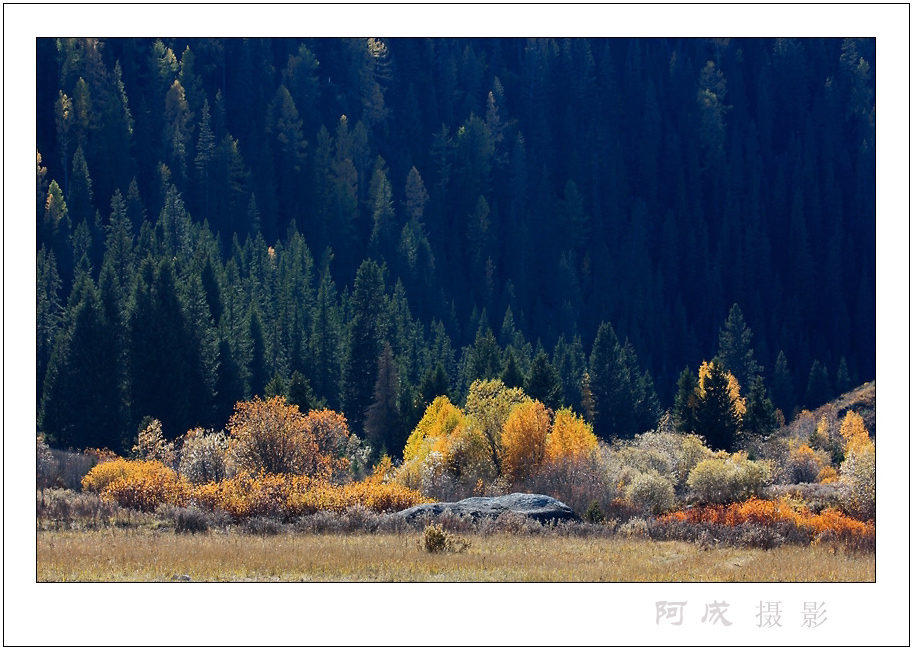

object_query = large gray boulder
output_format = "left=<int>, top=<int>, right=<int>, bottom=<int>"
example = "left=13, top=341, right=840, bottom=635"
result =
left=394, top=493, right=579, bottom=524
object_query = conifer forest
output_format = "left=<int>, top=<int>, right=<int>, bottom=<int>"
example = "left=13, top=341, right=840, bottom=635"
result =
left=36, top=37, right=876, bottom=457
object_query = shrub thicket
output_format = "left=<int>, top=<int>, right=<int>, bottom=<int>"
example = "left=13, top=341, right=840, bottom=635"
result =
left=686, top=452, right=770, bottom=504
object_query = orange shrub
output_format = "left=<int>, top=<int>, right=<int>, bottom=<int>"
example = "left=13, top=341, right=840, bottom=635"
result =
left=188, top=472, right=430, bottom=521
left=501, top=401, right=550, bottom=483
left=227, top=397, right=351, bottom=479
left=97, top=460, right=190, bottom=511
left=82, top=457, right=133, bottom=493
left=661, top=496, right=874, bottom=547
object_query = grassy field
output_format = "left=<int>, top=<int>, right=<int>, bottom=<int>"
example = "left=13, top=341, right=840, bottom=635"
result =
left=37, top=529, right=874, bottom=582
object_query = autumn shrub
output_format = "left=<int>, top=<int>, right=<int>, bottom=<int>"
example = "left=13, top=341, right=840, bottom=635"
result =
left=226, top=397, right=351, bottom=479
left=501, top=400, right=550, bottom=484
left=188, top=472, right=429, bottom=522
left=526, top=446, right=620, bottom=517
left=158, top=504, right=212, bottom=534
left=839, top=442, right=875, bottom=522
left=686, top=452, right=770, bottom=505
left=624, top=470, right=676, bottom=515
left=97, top=460, right=191, bottom=512
left=660, top=496, right=874, bottom=551
left=178, top=429, right=230, bottom=485
left=785, top=441, right=832, bottom=484
left=81, top=457, right=134, bottom=493
left=132, top=419, right=177, bottom=468
left=420, top=523, right=469, bottom=553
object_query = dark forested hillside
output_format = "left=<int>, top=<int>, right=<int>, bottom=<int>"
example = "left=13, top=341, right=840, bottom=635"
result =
left=36, top=37, right=875, bottom=453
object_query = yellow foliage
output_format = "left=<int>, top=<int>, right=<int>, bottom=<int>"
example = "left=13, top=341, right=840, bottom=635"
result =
left=501, top=401, right=550, bottom=483
left=840, top=410, right=872, bottom=455
left=89, top=459, right=191, bottom=512
left=696, top=360, right=746, bottom=418
left=545, top=409, right=598, bottom=464
left=81, top=457, right=133, bottom=493
left=188, top=472, right=429, bottom=520
left=402, top=396, right=465, bottom=463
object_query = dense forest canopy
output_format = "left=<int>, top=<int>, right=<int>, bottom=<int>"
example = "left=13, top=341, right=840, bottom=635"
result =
left=36, top=37, right=875, bottom=455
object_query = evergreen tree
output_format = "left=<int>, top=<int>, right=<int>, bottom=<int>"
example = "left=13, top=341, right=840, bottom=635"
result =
left=672, top=367, right=699, bottom=434
left=500, top=348, right=525, bottom=389
left=468, top=326, right=502, bottom=383
left=213, top=336, right=244, bottom=427
left=364, top=343, right=404, bottom=455
left=41, top=272, right=126, bottom=451
left=246, top=307, right=269, bottom=398
left=694, top=361, right=743, bottom=452
left=418, top=361, right=449, bottom=407
left=524, top=350, right=562, bottom=410
left=128, top=257, right=196, bottom=438
left=310, top=261, right=342, bottom=409
left=743, top=375, right=779, bottom=437
left=770, top=350, right=796, bottom=419
left=342, top=259, right=387, bottom=435
left=287, top=370, right=317, bottom=413
left=37, top=249, right=63, bottom=411
left=804, top=360, right=833, bottom=409
left=588, top=321, right=634, bottom=439
left=716, top=303, right=762, bottom=387
left=835, top=356, right=854, bottom=395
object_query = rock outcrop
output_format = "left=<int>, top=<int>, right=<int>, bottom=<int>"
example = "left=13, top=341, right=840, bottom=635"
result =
left=394, top=493, right=579, bottom=524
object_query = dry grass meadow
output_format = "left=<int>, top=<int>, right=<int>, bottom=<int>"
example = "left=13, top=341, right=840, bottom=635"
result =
left=37, top=528, right=874, bottom=582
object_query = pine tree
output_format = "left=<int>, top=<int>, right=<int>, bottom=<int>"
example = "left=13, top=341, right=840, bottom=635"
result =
left=364, top=343, right=404, bottom=455
left=770, top=351, right=796, bottom=419
left=287, top=370, right=317, bottom=413
left=672, top=367, right=699, bottom=434
left=41, top=272, right=126, bottom=451
left=500, top=348, right=525, bottom=389
left=716, top=303, right=762, bottom=387
left=37, top=248, right=63, bottom=406
left=694, top=361, right=743, bottom=452
left=418, top=361, right=449, bottom=407
left=468, top=326, right=502, bottom=383
left=524, top=350, right=562, bottom=410
left=804, top=360, right=832, bottom=409
left=342, top=259, right=387, bottom=435
left=743, top=375, right=779, bottom=437
left=588, top=321, right=634, bottom=439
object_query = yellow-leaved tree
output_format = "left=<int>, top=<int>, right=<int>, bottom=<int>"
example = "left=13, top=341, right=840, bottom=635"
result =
left=501, top=400, right=551, bottom=483
left=545, top=408, right=598, bottom=465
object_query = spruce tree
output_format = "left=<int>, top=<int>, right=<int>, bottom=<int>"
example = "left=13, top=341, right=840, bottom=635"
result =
left=804, top=360, right=833, bottom=409
left=500, top=348, right=525, bottom=389
left=364, top=343, right=403, bottom=455
left=342, top=259, right=387, bottom=435
left=672, top=367, right=698, bottom=434
left=743, top=375, right=779, bottom=437
left=716, top=303, right=761, bottom=387
left=524, top=350, right=562, bottom=410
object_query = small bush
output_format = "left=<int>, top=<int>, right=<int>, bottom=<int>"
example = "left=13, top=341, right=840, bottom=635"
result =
left=839, top=443, right=875, bottom=521
left=625, top=470, right=676, bottom=515
left=421, top=523, right=470, bottom=553
left=583, top=500, right=605, bottom=524
left=171, top=506, right=212, bottom=534
left=686, top=453, right=770, bottom=505
left=132, top=419, right=177, bottom=468
left=242, top=516, right=286, bottom=536
left=178, top=429, right=230, bottom=484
